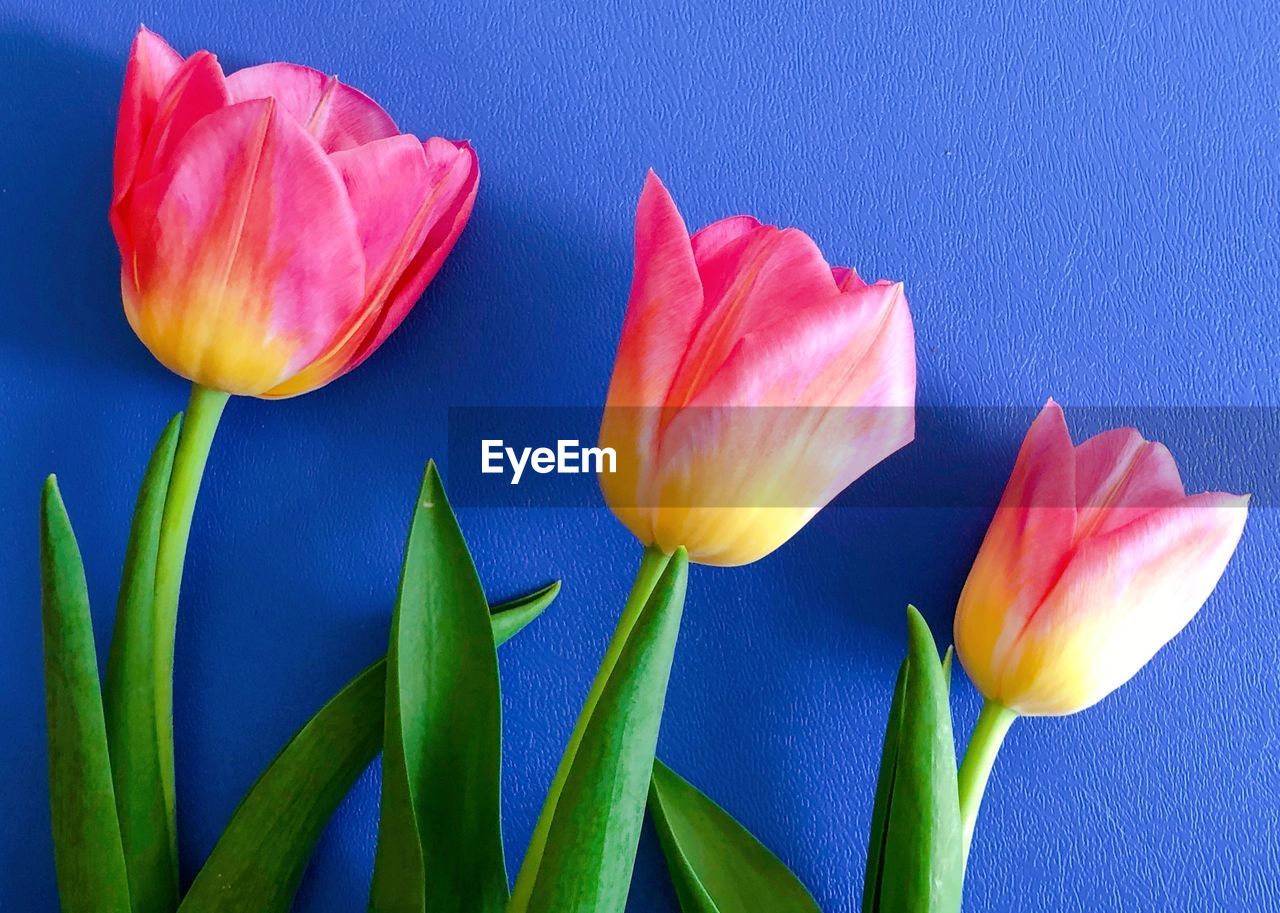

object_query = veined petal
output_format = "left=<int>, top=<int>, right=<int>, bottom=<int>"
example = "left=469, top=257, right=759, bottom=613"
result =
left=1073, top=428, right=1185, bottom=539
left=136, top=50, right=231, bottom=182
left=643, top=279, right=915, bottom=556
left=259, top=137, right=478, bottom=398
left=666, top=224, right=841, bottom=410
left=226, top=62, right=398, bottom=152
left=350, top=138, right=478, bottom=363
left=600, top=172, right=706, bottom=544
left=997, top=490, right=1249, bottom=714
left=643, top=293, right=913, bottom=565
left=689, top=215, right=760, bottom=261
left=607, top=171, right=705, bottom=408
left=126, top=98, right=365, bottom=395
left=688, top=279, right=912, bottom=409
left=332, top=135, right=436, bottom=297
left=645, top=397, right=860, bottom=566
left=112, top=27, right=182, bottom=208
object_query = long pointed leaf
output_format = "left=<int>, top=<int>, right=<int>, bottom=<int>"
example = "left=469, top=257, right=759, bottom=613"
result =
left=509, top=547, right=671, bottom=910
left=518, top=548, right=689, bottom=913
left=178, top=583, right=558, bottom=913
left=871, top=606, right=963, bottom=913
left=649, top=759, right=821, bottom=913
left=368, top=461, right=508, bottom=913
left=40, top=476, right=132, bottom=913
left=103, top=414, right=182, bottom=913
left=862, top=661, right=908, bottom=913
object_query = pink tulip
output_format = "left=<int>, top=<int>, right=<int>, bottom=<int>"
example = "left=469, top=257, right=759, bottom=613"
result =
left=954, top=400, right=1249, bottom=715
left=598, top=172, right=916, bottom=566
left=111, top=27, right=478, bottom=397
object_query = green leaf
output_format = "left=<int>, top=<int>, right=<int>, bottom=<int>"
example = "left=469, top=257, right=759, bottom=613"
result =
left=863, top=606, right=962, bottom=913
left=649, top=759, right=821, bottom=913
left=862, top=660, right=908, bottom=913
left=515, top=548, right=689, bottom=913
left=509, top=547, right=671, bottom=910
left=490, top=580, right=561, bottom=645
left=103, top=413, right=182, bottom=913
left=40, top=476, right=132, bottom=913
left=178, top=583, right=557, bottom=913
left=368, top=461, right=509, bottom=913
left=181, top=662, right=381, bottom=913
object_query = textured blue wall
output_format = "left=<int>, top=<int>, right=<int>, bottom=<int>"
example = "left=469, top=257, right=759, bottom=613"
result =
left=1, top=1, right=1277, bottom=910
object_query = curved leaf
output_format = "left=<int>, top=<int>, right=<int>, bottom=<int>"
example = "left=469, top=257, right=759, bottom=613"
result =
left=864, top=606, right=962, bottom=913
left=40, top=476, right=132, bottom=913
left=509, top=547, right=673, bottom=911
left=490, top=580, right=561, bottom=645
left=649, top=759, right=820, bottom=913
left=517, top=549, right=689, bottom=913
left=103, top=413, right=182, bottom=913
left=177, top=582, right=557, bottom=913
left=862, top=661, right=907, bottom=913
left=368, top=461, right=509, bottom=913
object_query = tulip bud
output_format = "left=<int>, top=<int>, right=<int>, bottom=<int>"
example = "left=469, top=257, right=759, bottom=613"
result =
left=111, top=28, right=479, bottom=397
left=598, top=173, right=916, bottom=566
left=954, top=400, right=1248, bottom=715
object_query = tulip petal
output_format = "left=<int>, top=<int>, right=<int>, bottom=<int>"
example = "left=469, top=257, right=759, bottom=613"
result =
left=226, top=62, right=398, bottom=153
left=690, top=279, right=912, bottom=409
left=607, top=172, right=705, bottom=408
left=112, top=28, right=183, bottom=208
left=125, top=98, right=365, bottom=395
left=600, top=173, right=707, bottom=546
left=831, top=266, right=866, bottom=292
left=137, top=50, right=231, bottom=182
left=999, top=491, right=1248, bottom=714
left=666, top=224, right=842, bottom=410
left=645, top=281, right=915, bottom=565
left=331, top=135, right=437, bottom=298
left=352, top=138, right=479, bottom=364
left=954, top=401, right=1078, bottom=700
left=1074, top=428, right=1185, bottom=539
left=259, top=137, right=478, bottom=398
left=689, top=215, right=760, bottom=261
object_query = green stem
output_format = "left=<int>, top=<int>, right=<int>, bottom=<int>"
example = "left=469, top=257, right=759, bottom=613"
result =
left=509, top=544, right=672, bottom=910
left=151, top=384, right=229, bottom=872
left=957, top=698, right=1017, bottom=866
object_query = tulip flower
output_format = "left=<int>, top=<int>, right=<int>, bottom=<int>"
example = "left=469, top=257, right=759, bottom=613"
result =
left=100, top=29, right=477, bottom=912
left=511, top=175, right=916, bottom=913
left=112, top=27, right=478, bottom=398
left=953, top=399, right=1248, bottom=860
left=598, top=172, right=917, bottom=566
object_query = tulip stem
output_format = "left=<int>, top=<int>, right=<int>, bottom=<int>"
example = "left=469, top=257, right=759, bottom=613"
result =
left=957, top=698, right=1017, bottom=867
left=151, top=383, right=229, bottom=860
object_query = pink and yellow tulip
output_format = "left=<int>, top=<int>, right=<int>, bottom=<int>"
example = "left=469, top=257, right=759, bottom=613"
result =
left=954, top=400, right=1248, bottom=716
left=111, top=27, right=478, bottom=397
left=598, top=172, right=916, bottom=566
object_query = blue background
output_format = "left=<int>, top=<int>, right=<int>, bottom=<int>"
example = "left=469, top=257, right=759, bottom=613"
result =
left=1, top=1, right=1277, bottom=910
